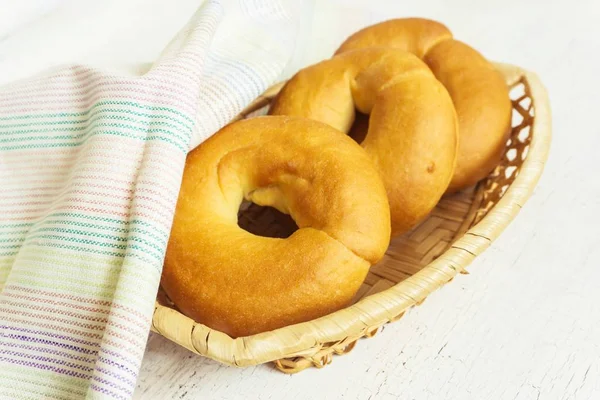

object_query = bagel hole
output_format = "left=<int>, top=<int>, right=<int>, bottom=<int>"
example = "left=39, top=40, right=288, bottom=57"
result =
left=237, top=200, right=298, bottom=238
left=348, top=111, right=370, bottom=144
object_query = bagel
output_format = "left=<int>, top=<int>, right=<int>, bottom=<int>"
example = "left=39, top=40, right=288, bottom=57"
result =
left=335, top=18, right=512, bottom=192
left=163, top=116, right=391, bottom=337
left=270, top=47, right=458, bottom=235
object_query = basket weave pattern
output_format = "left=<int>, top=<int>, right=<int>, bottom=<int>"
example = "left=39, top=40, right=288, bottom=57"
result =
left=152, top=63, right=551, bottom=373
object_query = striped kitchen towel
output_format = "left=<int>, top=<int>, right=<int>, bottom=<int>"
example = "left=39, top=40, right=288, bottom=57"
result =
left=0, top=0, right=300, bottom=398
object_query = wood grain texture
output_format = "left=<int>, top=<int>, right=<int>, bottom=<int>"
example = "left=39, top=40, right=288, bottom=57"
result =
left=3, top=0, right=588, bottom=399
left=3, top=0, right=586, bottom=398
left=134, top=0, right=600, bottom=397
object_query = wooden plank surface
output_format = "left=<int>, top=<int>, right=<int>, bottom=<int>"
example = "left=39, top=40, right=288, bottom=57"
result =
left=4, top=0, right=594, bottom=398
left=133, top=0, right=600, bottom=398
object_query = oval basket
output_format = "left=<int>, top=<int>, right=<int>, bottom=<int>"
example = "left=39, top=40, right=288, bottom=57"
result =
left=151, top=62, right=551, bottom=373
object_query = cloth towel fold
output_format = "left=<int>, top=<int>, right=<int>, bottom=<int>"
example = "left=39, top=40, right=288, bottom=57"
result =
left=0, top=0, right=300, bottom=398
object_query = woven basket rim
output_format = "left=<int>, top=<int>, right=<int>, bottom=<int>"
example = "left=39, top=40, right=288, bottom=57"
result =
left=151, top=62, right=551, bottom=367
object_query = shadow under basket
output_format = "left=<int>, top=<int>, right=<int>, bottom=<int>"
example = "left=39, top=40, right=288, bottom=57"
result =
left=152, top=62, right=551, bottom=373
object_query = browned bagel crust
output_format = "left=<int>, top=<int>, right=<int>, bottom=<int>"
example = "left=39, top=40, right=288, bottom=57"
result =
left=163, top=116, right=391, bottom=337
left=270, top=48, right=458, bottom=235
left=335, top=18, right=512, bottom=192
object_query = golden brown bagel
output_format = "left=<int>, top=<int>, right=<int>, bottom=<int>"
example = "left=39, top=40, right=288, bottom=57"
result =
left=270, top=48, right=458, bottom=235
left=163, top=116, right=391, bottom=338
left=335, top=18, right=512, bottom=192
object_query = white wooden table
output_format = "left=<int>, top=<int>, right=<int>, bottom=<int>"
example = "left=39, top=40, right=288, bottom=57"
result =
left=3, top=0, right=598, bottom=398
left=134, top=1, right=600, bottom=398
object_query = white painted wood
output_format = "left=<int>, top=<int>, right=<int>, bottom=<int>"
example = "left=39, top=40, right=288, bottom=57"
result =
left=134, top=1, right=600, bottom=398
left=135, top=1, right=600, bottom=398
left=4, top=0, right=599, bottom=398
left=143, top=0, right=600, bottom=398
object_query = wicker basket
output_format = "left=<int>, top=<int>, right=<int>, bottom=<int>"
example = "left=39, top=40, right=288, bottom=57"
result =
left=151, top=62, right=551, bottom=373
